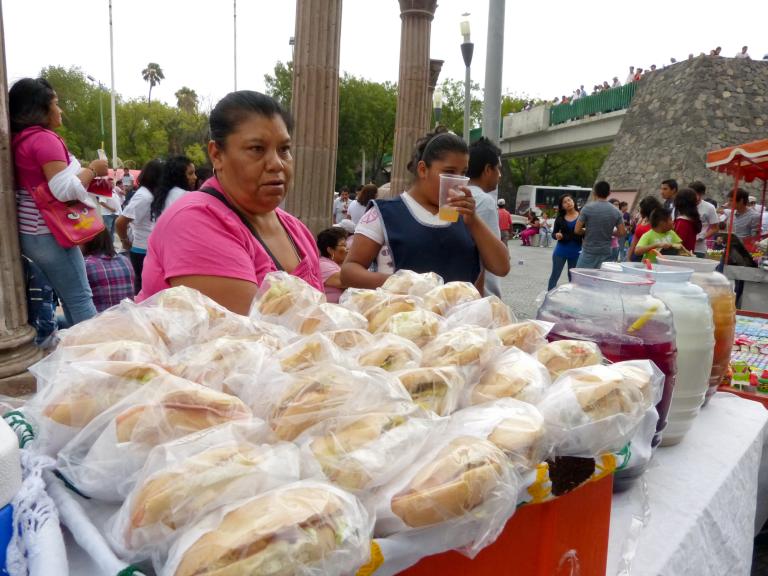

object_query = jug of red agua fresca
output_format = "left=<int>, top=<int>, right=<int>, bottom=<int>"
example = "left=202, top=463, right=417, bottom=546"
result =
left=537, top=269, right=677, bottom=489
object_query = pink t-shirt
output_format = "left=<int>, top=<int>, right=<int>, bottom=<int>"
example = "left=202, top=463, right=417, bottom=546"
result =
left=137, top=177, right=322, bottom=301
left=12, top=127, right=69, bottom=234
left=319, top=256, right=343, bottom=303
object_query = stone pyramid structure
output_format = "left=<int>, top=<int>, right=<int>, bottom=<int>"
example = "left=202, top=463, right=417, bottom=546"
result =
left=598, top=56, right=768, bottom=202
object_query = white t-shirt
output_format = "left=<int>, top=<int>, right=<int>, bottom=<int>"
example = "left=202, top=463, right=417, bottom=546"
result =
left=165, top=186, right=187, bottom=211
left=348, top=200, right=367, bottom=225
left=98, top=189, right=123, bottom=217
left=355, top=192, right=448, bottom=274
left=122, top=187, right=154, bottom=250
left=696, top=200, right=719, bottom=253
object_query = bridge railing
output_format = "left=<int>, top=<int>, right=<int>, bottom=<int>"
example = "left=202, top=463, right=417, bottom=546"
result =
left=549, top=83, right=637, bottom=126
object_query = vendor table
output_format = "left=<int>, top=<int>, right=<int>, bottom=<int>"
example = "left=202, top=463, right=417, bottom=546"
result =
left=64, top=394, right=768, bottom=576
left=724, top=266, right=768, bottom=313
left=607, top=393, right=768, bottom=576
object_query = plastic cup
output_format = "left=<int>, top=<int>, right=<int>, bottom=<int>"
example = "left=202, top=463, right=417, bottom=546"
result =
left=438, top=174, right=469, bottom=222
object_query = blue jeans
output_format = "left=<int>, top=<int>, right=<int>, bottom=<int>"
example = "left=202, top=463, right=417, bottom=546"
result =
left=102, top=214, right=117, bottom=239
left=548, top=253, right=579, bottom=290
left=576, top=250, right=612, bottom=269
left=20, top=233, right=96, bottom=326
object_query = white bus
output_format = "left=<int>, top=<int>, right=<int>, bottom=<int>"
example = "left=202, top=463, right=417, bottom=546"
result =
left=515, top=185, right=592, bottom=217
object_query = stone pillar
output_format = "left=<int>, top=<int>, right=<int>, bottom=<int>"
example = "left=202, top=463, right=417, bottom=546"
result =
left=286, top=0, right=343, bottom=235
left=0, top=7, right=42, bottom=395
left=424, top=59, right=444, bottom=131
left=390, top=0, right=438, bottom=197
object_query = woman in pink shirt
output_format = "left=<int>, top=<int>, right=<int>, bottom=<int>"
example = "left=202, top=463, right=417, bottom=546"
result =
left=138, top=91, right=321, bottom=314
left=316, top=227, right=349, bottom=303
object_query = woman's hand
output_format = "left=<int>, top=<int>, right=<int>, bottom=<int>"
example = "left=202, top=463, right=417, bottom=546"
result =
left=555, top=232, right=564, bottom=241
left=89, top=159, right=109, bottom=177
left=448, top=186, right=476, bottom=224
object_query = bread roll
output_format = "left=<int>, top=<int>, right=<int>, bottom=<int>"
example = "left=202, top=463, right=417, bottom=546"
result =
left=424, top=282, right=481, bottom=315
left=255, top=272, right=324, bottom=318
left=570, top=368, right=639, bottom=421
left=391, top=437, right=506, bottom=528
left=382, top=270, right=443, bottom=297
left=277, top=335, right=339, bottom=372
left=324, top=329, right=374, bottom=350
left=299, top=303, right=367, bottom=335
left=397, top=367, right=464, bottom=416
left=338, top=288, right=384, bottom=316
left=379, top=309, right=441, bottom=347
left=471, top=351, right=549, bottom=405
left=364, top=296, right=420, bottom=333
left=421, top=326, right=495, bottom=367
left=358, top=335, right=421, bottom=372
left=536, top=340, right=602, bottom=377
left=495, top=321, right=550, bottom=353
left=611, top=361, right=653, bottom=406
left=487, top=411, right=545, bottom=467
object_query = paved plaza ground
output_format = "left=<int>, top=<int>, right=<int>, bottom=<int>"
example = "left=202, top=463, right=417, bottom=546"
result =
left=499, top=241, right=562, bottom=320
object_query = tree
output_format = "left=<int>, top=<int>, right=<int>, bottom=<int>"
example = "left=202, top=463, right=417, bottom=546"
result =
left=436, top=78, right=483, bottom=135
left=264, top=61, right=293, bottom=109
left=142, top=62, right=165, bottom=103
left=175, top=86, right=199, bottom=114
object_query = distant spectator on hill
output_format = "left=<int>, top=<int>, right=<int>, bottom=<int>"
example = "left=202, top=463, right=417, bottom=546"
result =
left=670, top=57, right=677, bottom=64
left=650, top=64, right=657, bottom=72
left=633, top=68, right=643, bottom=81
left=625, top=66, right=635, bottom=84
left=612, top=77, right=621, bottom=88
left=602, top=81, right=610, bottom=90
left=735, top=46, right=750, bottom=59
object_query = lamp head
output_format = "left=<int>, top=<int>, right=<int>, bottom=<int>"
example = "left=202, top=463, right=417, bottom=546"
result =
left=460, top=14, right=471, bottom=41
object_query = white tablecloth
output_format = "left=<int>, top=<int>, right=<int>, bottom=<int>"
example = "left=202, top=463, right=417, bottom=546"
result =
left=64, top=393, right=768, bottom=576
left=607, top=393, right=768, bottom=576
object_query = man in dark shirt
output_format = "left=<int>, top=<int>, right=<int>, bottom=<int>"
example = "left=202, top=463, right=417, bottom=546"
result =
left=575, top=181, right=626, bottom=269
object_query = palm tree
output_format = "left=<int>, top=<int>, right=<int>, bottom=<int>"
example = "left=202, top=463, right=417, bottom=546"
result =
left=142, top=63, right=165, bottom=103
left=175, top=87, right=199, bottom=114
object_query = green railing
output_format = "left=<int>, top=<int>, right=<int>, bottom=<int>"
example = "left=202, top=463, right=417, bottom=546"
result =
left=549, top=82, right=637, bottom=126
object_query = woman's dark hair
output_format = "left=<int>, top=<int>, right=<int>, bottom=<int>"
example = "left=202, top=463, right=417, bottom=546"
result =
left=556, top=194, right=575, bottom=219
left=82, top=228, right=117, bottom=258
left=650, top=207, right=672, bottom=229
left=316, top=227, right=348, bottom=259
left=137, top=159, right=163, bottom=194
left=406, top=126, right=468, bottom=177
left=150, top=155, right=192, bottom=221
left=195, top=166, right=213, bottom=188
left=356, top=183, right=378, bottom=206
left=639, top=195, right=663, bottom=219
left=674, top=188, right=702, bottom=233
left=210, top=90, right=293, bottom=148
left=9, top=78, right=56, bottom=133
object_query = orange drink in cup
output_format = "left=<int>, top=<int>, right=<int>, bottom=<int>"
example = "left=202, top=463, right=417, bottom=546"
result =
left=438, top=174, right=469, bottom=222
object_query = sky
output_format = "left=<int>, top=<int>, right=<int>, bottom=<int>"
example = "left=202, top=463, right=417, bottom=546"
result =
left=3, top=0, right=768, bottom=111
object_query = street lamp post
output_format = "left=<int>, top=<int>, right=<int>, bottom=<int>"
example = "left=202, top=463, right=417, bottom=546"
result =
left=433, top=88, right=443, bottom=128
left=460, top=15, right=474, bottom=143
left=86, top=75, right=106, bottom=151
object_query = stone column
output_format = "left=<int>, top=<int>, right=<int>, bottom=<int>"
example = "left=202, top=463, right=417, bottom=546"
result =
left=286, top=0, right=343, bottom=235
left=0, top=7, right=42, bottom=395
left=424, top=59, right=444, bottom=131
left=390, top=0, right=438, bottom=197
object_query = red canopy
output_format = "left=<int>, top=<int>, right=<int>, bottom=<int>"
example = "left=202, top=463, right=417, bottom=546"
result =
left=706, top=139, right=768, bottom=183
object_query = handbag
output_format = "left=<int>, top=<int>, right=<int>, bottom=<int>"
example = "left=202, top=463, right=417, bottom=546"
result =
left=87, top=177, right=113, bottom=197
left=29, top=182, right=104, bottom=248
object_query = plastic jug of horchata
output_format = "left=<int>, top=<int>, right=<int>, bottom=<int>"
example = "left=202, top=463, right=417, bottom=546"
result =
left=619, top=263, right=715, bottom=447
left=656, top=255, right=736, bottom=406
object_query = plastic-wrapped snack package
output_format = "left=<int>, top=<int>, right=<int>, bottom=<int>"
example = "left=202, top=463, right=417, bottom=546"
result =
left=275, top=333, right=347, bottom=373
left=56, top=300, right=165, bottom=349
left=51, top=339, right=168, bottom=365
left=57, top=375, right=252, bottom=501
left=262, top=365, right=413, bottom=441
left=203, top=312, right=291, bottom=347
left=495, top=320, right=554, bottom=354
left=381, top=270, right=444, bottom=298
left=423, top=281, right=481, bottom=316
left=377, top=308, right=443, bottom=347
left=338, top=287, right=389, bottom=316
left=134, top=286, right=236, bottom=353
left=167, top=338, right=271, bottom=391
left=421, top=326, right=501, bottom=374
left=468, top=347, right=551, bottom=406
left=395, top=366, right=465, bottom=416
left=537, top=364, right=647, bottom=457
left=324, top=328, right=374, bottom=351
left=297, top=405, right=439, bottom=492
left=374, top=433, right=520, bottom=559
left=297, top=303, right=368, bottom=335
left=357, top=334, right=422, bottom=372
left=250, top=271, right=326, bottom=330
left=160, top=481, right=372, bottom=576
left=363, top=294, right=425, bottom=333
left=26, top=361, right=168, bottom=456
left=445, top=296, right=516, bottom=330
left=108, top=421, right=296, bottom=560
left=448, top=399, right=548, bottom=469
left=536, top=339, right=603, bottom=378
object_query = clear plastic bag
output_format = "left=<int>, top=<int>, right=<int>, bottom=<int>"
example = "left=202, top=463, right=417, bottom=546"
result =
left=381, top=270, right=444, bottom=298
left=468, top=347, right=551, bottom=406
left=338, top=288, right=388, bottom=316
left=260, top=364, right=414, bottom=441
left=296, top=303, right=368, bottom=335
left=297, top=404, right=439, bottom=492
left=275, top=333, right=347, bottom=373
left=357, top=334, right=422, bottom=372
left=535, top=339, right=603, bottom=378
left=421, top=326, right=501, bottom=370
left=448, top=399, right=548, bottom=470
left=49, top=339, right=168, bottom=365
left=108, top=420, right=293, bottom=561
left=445, top=296, right=516, bottom=330
left=323, top=328, right=374, bottom=351
left=250, top=271, right=326, bottom=330
left=57, top=375, right=252, bottom=501
left=376, top=308, right=443, bottom=347
left=362, top=294, right=425, bottom=333
left=537, top=364, right=647, bottom=457
left=495, top=320, right=554, bottom=354
left=160, top=481, right=372, bottom=576
left=395, top=366, right=465, bottom=416
left=423, top=281, right=481, bottom=316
